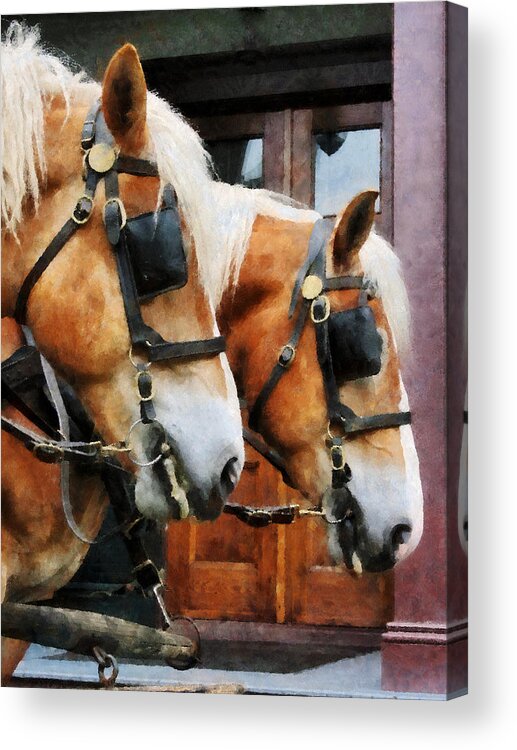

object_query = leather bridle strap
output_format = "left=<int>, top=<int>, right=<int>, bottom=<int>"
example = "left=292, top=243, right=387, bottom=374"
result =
left=288, top=218, right=334, bottom=317
left=14, top=173, right=100, bottom=324
left=242, top=426, right=293, bottom=487
left=248, top=295, right=311, bottom=432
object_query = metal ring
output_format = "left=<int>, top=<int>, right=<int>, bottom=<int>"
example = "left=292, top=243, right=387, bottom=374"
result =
left=322, top=506, right=354, bottom=525
left=128, top=346, right=151, bottom=370
left=327, top=420, right=345, bottom=440
left=98, top=655, right=119, bottom=688
left=125, top=418, right=167, bottom=467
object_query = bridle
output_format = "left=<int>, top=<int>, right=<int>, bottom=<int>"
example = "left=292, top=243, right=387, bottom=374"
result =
left=1, top=101, right=234, bottom=657
left=237, top=217, right=412, bottom=524
left=3, top=101, right=226, bottom=470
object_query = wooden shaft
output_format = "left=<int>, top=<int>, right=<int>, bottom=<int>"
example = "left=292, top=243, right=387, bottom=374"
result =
left=1, top=603, right=196, bottom=669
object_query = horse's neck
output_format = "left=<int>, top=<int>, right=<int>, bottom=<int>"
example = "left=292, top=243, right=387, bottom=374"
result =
left=2, top=101, right=85, bottom=316
left=219, top=214, right=314, bottom=376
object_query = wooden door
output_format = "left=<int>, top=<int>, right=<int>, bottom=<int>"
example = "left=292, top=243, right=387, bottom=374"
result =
left=167, top=434, right=392, bottom=628
left=166, top=103, right=394, bottom=627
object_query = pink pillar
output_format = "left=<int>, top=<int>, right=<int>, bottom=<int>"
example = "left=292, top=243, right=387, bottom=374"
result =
left=381, top=1, right=468, bottom=696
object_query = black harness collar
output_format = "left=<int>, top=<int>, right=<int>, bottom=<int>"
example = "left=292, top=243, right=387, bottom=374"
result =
left=246, top=217, right=411, bottom=490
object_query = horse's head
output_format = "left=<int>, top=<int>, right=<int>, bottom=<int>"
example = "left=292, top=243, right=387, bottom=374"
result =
left=223, top=190, right=423, bottom=572
left=2, top=33, right=243, bottom=522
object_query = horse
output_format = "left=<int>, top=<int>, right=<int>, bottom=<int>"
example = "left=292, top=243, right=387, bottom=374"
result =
left=215, top=188, right=424, bottom=573
left=1, top=26, right=247, bottom=675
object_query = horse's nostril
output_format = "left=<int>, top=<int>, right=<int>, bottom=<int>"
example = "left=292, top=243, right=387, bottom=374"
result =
left=391, top=523, right=412, bottom=553
left=219, top=456, right=239, bottom=498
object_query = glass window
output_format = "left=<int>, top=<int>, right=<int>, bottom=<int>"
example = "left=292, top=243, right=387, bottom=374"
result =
left=206, top=137, right=264, bottom=189
left=314, top=128, right=381, bottom=216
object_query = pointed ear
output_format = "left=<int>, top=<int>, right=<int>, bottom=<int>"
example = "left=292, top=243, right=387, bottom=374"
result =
left=332, top=190, right=378, bottom=269
left=102, top=44, right=147, bottom=152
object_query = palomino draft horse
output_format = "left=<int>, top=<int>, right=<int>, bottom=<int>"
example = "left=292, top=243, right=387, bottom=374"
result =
left=218, top=190, right=424, bottom=573
left=1, top=27, right=244, bottom=676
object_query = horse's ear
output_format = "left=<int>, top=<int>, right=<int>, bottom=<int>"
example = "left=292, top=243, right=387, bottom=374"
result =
left=332, top=190, right=378, bottom=268
left=102, top=44, right=147, bottom=153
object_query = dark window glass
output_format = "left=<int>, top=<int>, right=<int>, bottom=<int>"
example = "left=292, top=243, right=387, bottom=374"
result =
left=206, top=137, right=264, bottom=189
left=314, top=128, right=381, bottom=216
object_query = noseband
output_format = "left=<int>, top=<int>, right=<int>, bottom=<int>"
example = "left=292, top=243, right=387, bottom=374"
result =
left=245, top=217, right=411, bottom=502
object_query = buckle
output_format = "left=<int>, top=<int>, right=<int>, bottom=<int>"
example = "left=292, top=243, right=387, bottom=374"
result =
left=32, top=442, right=65, bottom=464
left=103, top=197, right=127, bottom=230
left=311, top=295, right=330, bottom=323
left=135, top=369, right=154, bottom=402
left=278, top=344, right=296, bottom=368
left=330, top=443, right=346, bottom=471
left=72, top=195, right=94, bottom=225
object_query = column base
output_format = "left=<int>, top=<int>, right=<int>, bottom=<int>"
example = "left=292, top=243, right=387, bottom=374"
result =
left=381, top=620, right=468, bottom=696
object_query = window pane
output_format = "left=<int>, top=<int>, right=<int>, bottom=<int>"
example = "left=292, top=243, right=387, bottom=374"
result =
left=314, top=128, right=381, bottom=216
left=206, top=137, right=263, bottom=189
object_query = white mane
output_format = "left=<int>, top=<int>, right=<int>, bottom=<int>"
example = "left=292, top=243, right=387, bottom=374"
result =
left=359, top=231, right=411, bottom=357
left=0, top=23, right=315, bottom=305
left=1, top=23, right=411, bottom=351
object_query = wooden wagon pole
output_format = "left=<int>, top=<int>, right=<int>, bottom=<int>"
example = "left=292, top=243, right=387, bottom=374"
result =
left=2, top=603, right=198, bottom=670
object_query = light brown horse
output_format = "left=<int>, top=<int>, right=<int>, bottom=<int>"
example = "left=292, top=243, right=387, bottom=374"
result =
left=218, top=190, right=424, bottom=573
left=1, top=27, right=245, bottom=677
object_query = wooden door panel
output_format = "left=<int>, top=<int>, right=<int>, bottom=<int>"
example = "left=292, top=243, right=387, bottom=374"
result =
left=166, top=444, right=286, bottom=622
left=286, top=519, right=393, bottom=626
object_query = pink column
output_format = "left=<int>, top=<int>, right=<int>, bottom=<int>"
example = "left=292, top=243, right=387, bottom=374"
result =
left=381, top=1, right=468, bottom=696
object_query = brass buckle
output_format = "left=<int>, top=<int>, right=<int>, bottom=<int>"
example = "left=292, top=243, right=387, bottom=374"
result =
left=311, top=295, right=330, bottom=323
left=104, top=197, right=127, bottom=229
left=330, top=444, right=346, bottom=471
left=278, top=344, right=296, bottom=369
left=72, top=195, right=94, bottom=225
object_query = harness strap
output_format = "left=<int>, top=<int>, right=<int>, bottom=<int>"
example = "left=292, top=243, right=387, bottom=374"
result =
left=248, top=296, right=311, bottom=432
left=114, top=155, right=159, bottom=177
left=324, top=276, right=365, bottom=291
left=223, top=502, right=301, bottom=528
left=14, top=169, right=100, bottom=324
left=288, top=217, right=334, bottom=318
left=339, top=408, right=412, bottom=434
left=2, top=346, right=62, bottom=439
left=242, top=427, right=293, bottom=487
left=147, top=336, right=226, bottom=362
left=1, top=415, right=103, bottom=462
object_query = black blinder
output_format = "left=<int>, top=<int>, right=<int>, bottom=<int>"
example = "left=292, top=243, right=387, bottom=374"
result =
left=124, top=201, right=187, bottom=301
left=328, top=305, right=383, bottom=383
